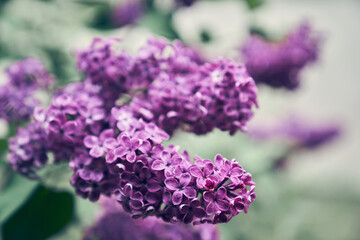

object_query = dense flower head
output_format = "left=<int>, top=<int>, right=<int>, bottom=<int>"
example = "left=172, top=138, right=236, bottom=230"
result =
left=0, top=57, right=54, bottom=122
left=83, top=197, right=220, bottom=240
left=242, top=22, right=321, bottom=90
left=111, top=0, right=143, bottom=27
left=130, top=58, right=258, bottom=135
left=76, top=37, right=256, bottom=135
left=8, top=37, right=256, bottom=225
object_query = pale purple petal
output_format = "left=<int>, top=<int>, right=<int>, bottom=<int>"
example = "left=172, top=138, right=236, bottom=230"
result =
left=89, top=146, right=104, bottom=158
left=84, top=136, right=99, bottom=148
left=151, top=160, right=165, bottom=171
left=183, top=187, right=196, bottom=198
left=179, top=173, right=191, bottom=187
left=189, top=165, right=203, bottom=178
left=164, top=178, right=179, bottom=190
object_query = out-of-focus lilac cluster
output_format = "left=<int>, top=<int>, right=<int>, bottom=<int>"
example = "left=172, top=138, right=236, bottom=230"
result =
left=0, top=58, right=54, bottom=122
left=111, top=0, right=143, bottom=27
left=8, top=122, right=48, bottom=177
left=250, top=117, right=340, bottom=151
left=84, top=197, right=219, bottom=240
left=8, top=37, right=256, bottom=224
left=280, top=118, right=340, bottom=150
left=242, top=22, right=321, bottom=90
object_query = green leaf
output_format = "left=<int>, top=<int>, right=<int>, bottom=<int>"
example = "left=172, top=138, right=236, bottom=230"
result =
left=0, top=174, right=38, bottom=223
left=139, top=11, right=179, bottom=40
left=37, top=162, right=74, bottom=192
left=244, top=0, right=264, bottom=10
left=2, top=185, right=74, bottom=240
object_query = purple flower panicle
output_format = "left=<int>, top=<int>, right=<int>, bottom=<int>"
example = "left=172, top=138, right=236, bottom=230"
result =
left=242, top=22, right=321, bottom=90
left=8, top=37, right=257, bottom=225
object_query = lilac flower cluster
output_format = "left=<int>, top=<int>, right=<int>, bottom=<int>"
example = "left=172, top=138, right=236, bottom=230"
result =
left=7, top=81, right=105, bottom=177
left=242, top=22, right=321, bottom=90
left=111, top=0, right=143, bottom=27
left=8, top=37, right=256, bottom=225
left=77, top=37, right=257, bottom=135
left=250, top=117, right=340, bottom=151
left=281, top=119, right=340, bottom=150
left=129, top=57, right=257, bottom=135
left=0, top=58, right=54, bottom=122
left=84, top=197, right=219, bottom=240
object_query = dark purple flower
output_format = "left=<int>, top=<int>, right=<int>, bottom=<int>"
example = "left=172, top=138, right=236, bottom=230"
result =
left=203, top=187, right=230, bottom=215
left=114, top=183, right=144, bottom=212
left=180, top=199, right=206, bottom=224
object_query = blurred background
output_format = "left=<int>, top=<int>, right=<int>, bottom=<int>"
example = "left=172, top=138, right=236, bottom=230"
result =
left=0, top=0, right=359, bottom=239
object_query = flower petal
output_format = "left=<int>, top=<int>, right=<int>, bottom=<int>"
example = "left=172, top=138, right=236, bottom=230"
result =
left=203, top=191, right=214, bottom=202
left=179, top=173, right=191, bottom=187
left=172, top=190, right=183, bottom=205
left=84, top=136, right=98, bottom=148
left=206, top=202, right=216, bottom=215
left=215, top=199, right=230, bottom=211
left=183, top=187, right=197, bottom=199
left=164, top=178, right=179, bottom=191
left=89, top=146, right=104, bottom=158
left=151, top=160, right=166, bottom=171
left=189, top=165, right=203, bottom=178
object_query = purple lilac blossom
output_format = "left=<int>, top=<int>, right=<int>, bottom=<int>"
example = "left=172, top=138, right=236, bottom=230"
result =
left=130, top=58, right=258, bottom=135
left=242, top=22, right=321, bottom=90
left=106, top=110, right=255, bottom=224
left=250, top=117, right=340, bottom=150
left=0, top=58, right=54, bottom=122
left=111, top=0, right=143, bottom=27
left=77, top=37, right=257, bottom=135
left=83, top=197, right=220, bottom=240
left=8, top=37, right=256, bottom=224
